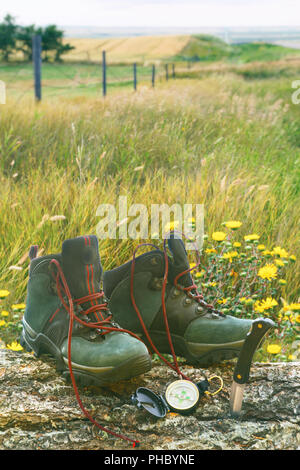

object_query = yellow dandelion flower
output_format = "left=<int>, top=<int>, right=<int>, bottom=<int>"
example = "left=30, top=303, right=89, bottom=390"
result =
left=257, top=244, right=266, bottom=251
left=278, top=279, right=287, bottom=285
left=207, top=282, right=217, bottom=287
left=296, top=315, right=300, bottom=324
left=262, top=250, right=272, bottom=256
left=6, top=341, right=23, bottom=352
left=1, top=311, right=9, bottom=317
left=0, top=320, right=7, bottom=327
left=289, top=255, right=296, bottom=262
left=205, top=248, right=217, bottom=254
left=217, top=298, right=228, bottom=304
left=258, top=264, right=278, bottom=281
left=233, top=242, right=241, bottom=248
left=283, top=303, right=300, bottom=312
left=267, top=344, right=281, bottom=354
left=222, top=251, right=239, bottom=262
left=272, top=246, right=289, bottom=258
left=164, top=220, right=179, bottom=232
left=275, top=259, right=285, bottom=267
left=255, top=297, right=278, bottom=313
left=212, top=231, right=227, bottom=242
left=11, top=303, right=26, bottom=311
left=0, top=290, right=10, bottom=299
left=195, top=270, right=205, bottom=278
left=244, top=234, right=260, bottom=242
left=224, top=221, right=242, bottom=229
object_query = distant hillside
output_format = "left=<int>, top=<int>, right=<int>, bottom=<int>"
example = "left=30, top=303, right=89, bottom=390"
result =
left=62, top=34, right=300, bottom=64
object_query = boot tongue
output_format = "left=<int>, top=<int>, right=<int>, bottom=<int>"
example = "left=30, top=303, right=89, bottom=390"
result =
left=61, top=235, right=103, bottom=312
left=167, top=233, right=194, bottom=288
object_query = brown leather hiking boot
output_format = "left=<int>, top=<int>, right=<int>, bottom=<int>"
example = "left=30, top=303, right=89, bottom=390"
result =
left=20, top=235, right=151, bottom=387
left=103, top=234, right=253, bottom=367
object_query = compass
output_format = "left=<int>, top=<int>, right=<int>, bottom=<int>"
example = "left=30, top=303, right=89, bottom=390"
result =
left=165, top=380, right=200, bottom=414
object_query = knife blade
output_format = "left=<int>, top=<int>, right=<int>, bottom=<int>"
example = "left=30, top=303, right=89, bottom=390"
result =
left=230, top=317, right=275, bottom=417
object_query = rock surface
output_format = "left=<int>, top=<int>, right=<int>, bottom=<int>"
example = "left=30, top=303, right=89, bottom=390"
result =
left=0, top=349, right=299, bottom=450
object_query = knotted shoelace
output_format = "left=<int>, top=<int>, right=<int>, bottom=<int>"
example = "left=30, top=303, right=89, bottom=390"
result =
left=50, top=258, right=142, bottom=447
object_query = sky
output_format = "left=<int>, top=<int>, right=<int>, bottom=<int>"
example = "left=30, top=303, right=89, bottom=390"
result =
left=0, top=0, right=299, bottom=28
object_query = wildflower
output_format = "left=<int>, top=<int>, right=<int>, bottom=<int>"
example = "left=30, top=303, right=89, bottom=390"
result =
left=207, top=282, right=217, bottom=287
left=272, top=246, right=289, bottom=258
left=224, top=221, right=242, bottom=229
left=258, top=264, right=278, bottom=281
left=267, top=344, right=281, bottom=354
left=0, top=320, right=7, bottom=327
left=195, top=270, right=205, bottom=278
left=6, top=341, right=23, bottom=352
left=11, top=303, right=26, bottom=311
left=262, top=250, right=272, bottom=256
left=244, top=234, right=260, bottom=242
left=275, top=259, right=285, bottom=267
left=164, top=220, right=179, bottom=232
left=254, top=297, right=278, bottom=313
left=278, top=279, right=287, bottom=285
left=0, top=290, right=10, bottom=299
left=188, top=217, right=195, bottom=224
left=212, top=231, right=227, bottom=242
left=233, top=242, right=241, bottom=247
left=217, top=298, right=228, bottom=304
left=1, top=311, right=9, bottom=317
left=205, top=248, right=217, bottom=254
left=289, top=255, right=296, bottom=262
left=222, top=251, right=238, bottom=262
left=257, top=244, right=265, bottom=251
left=283, top=303, right=300, bottom=312
left=296, top=315, right=300, bottom=324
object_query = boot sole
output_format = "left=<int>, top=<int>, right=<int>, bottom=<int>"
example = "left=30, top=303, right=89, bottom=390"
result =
left=20, top=319, right=151, bottom=387
left=142, top=331, right=245, bottom=367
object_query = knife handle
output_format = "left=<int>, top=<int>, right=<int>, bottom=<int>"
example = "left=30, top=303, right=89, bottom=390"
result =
left=233, top=318, right=275, bottom=384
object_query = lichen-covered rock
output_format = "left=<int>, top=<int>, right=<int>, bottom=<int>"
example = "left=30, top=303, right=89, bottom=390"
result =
left=0, top=348, right=299, bottom=450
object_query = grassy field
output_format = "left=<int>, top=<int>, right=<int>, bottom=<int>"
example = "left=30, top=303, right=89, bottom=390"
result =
left=0, top=36, right=299, bottom=361
left=60, top=34, right=300, bottom=64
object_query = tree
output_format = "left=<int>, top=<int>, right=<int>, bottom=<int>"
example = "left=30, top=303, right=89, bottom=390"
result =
left=41, top=24, right=74, bottom=62
left=0, top=14, right=17, bottom=61
left=16, top=25, right=41, bottom=61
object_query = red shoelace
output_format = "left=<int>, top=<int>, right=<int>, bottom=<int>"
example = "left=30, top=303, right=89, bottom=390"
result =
left=50, top=258, right=142, bottom=448
left=129, top=238, right=220, bottom=382
left=49, top=236, right=220, bottom=447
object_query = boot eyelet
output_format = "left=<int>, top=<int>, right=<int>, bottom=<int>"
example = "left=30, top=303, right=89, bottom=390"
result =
left=89, top=331, right=98, bottom=340
left=184, top=297, right=192, bottom=305
left=172, top=288, right=181, bottom=298
left=196, top=305, right=203, bottom=314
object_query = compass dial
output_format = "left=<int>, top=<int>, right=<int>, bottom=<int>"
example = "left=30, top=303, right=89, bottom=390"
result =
left=165, top=380, right=199, bottom=412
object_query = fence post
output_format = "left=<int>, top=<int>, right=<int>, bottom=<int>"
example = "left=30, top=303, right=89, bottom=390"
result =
left=165, top=64, right=169, bottom=81
left=102, top=50, right=107, bottom=97
left=172, top=63, right=175, bottom=78
left=32, top=35, right=42, bottom=101
left=133, top=63, right=137, bottom=91
left=151, top=64, right=155, bottom=88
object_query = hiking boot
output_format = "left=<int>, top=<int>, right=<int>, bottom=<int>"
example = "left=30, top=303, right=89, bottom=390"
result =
left=20, top=235, right=151, bottom=386
left=103, top=234, right=253, bottom=367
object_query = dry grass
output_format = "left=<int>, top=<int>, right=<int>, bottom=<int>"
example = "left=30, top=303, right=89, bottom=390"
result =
left=62, top=35, right=191, bottom=63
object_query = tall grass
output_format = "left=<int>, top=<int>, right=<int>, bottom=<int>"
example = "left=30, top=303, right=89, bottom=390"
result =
left=0, top=74, right=299, bottom=312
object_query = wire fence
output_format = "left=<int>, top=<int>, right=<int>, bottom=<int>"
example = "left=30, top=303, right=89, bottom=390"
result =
left=1, top=36, right=181, bottom=103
